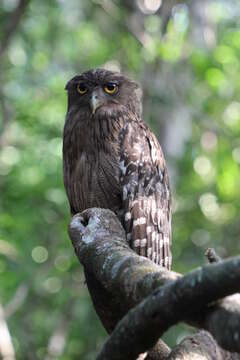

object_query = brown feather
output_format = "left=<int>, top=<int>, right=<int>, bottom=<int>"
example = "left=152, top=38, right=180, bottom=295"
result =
left=63, top=69, right=172, bottom=269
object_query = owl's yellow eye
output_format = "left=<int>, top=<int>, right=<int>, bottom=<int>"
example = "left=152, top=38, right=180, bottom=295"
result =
left=77, top=84, right=88, bottom=95
left=104, top=83, right=118, bottom=94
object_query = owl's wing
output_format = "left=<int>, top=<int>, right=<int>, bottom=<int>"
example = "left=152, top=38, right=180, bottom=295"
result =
left=119, top=120, right=172, bottom=269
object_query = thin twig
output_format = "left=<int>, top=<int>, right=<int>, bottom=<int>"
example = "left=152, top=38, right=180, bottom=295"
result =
left=4, top=284, right=29, bottom=318
left=205, top=248, right=222, bottom=264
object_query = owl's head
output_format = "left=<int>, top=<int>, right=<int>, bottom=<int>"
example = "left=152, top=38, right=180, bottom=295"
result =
left=65, top=69, right=142, bottom=118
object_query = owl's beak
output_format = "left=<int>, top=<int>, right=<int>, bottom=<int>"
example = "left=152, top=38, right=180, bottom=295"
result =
left=90, top=91, right=104, bottom=114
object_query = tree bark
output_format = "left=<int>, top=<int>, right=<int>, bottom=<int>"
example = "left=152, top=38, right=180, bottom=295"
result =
left=69, top=208, right=240, bottom=360
left=167, top=331, right=240, bottom=360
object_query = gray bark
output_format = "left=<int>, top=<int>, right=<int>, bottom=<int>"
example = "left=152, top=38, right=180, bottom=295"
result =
left=69, top=208, right=240, bottom=360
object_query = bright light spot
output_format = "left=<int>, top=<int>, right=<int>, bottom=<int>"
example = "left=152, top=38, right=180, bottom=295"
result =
left=142, top=38, right=158, bottom=62
left=48, top=137, right=62, bottom=157
left=8, top=44, right=27, bottom=66
left=0, top=239, right=18, bottom=260
left=219, top=167, right=238, bottom=198
left=20, top=167, right=44, bottom=186
left=172, top=4, right=189, bottom=33
left=191, top=229, right=210, bottom=247
left=48, top=331, right=66, bottom=357
left=205, top=68, right=226, bottom=89
left=223, top=101, right=240, bottom=126
left=46, top=188, right=66, bottom=205
left=232, top=147, right=240, bottom=164
left=201, top=131, right=217, bottom=151
left=203, top=27, right=216, bottom=48
left=231, top=31, right=240, bottom=49
left=214, top=45, right=236, bottom=65
left=206, top=2, right=234, bottom=23
left=199, top=193, right=219, bottom=220
left=0, top=146, right=20, bottom=166
left=218, top=204, right=235, bottom=223
left=160, top=42, right=182, bottom=63
left=55, top=255, right=71, bottom=272
left=144, top=15, right=161, bottom=33
left=193, top=156, right=212, bottom=177
left=103, top=60, right=121, bottom=73
left=43, top=277, right=62, bottom=294
left=0, top=305, right=15, bottom=357
left=31, top=246, right=48, bottom=264
left=137, top=0, right=162, bottom=15
left=2, top=0, right=18, bottom=11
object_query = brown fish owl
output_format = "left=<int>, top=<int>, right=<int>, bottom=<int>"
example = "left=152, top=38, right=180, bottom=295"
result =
left=63, top=69, right=172, bottom=269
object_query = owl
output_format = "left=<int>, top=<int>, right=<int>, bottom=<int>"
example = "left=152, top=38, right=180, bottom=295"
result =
left=63, top=69, right=172, bottom=269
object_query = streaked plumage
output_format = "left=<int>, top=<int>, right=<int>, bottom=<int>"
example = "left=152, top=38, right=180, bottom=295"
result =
left=63, top=69, right=172, bottom=269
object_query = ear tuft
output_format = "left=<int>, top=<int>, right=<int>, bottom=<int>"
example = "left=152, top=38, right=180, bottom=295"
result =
left=65, top=80, right=72, bottom=91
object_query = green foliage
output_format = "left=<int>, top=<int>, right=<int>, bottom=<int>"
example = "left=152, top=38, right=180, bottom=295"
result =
left=0, top=0, right=240, bottom=358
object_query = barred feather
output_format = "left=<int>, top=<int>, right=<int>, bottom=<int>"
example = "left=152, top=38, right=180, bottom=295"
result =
left=119, top=121, right=171, bottom=269
left=63, top=69, right=172, bottom=270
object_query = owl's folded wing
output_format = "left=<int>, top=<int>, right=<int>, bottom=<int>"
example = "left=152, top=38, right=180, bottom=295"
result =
left=119, top=121, right=172, bottom=269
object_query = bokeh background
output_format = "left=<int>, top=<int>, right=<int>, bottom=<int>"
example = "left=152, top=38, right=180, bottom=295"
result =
left=1, top=0, right=240, bottom=359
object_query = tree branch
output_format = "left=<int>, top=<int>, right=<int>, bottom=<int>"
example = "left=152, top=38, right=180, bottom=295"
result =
left=4, top=283, right=28, bottom=318
left=0, top=0, right=30, bottom=60
left=69, top=208, right=240, bottom=359
left=0, top=304, right=15, bottom=360
left=96, top=257, right=240, bottom=360
left=167, top=330, right=240, bottom=360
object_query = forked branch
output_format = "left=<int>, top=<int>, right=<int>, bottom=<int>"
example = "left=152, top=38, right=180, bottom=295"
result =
left=69, top=208, right=240, bottom=360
